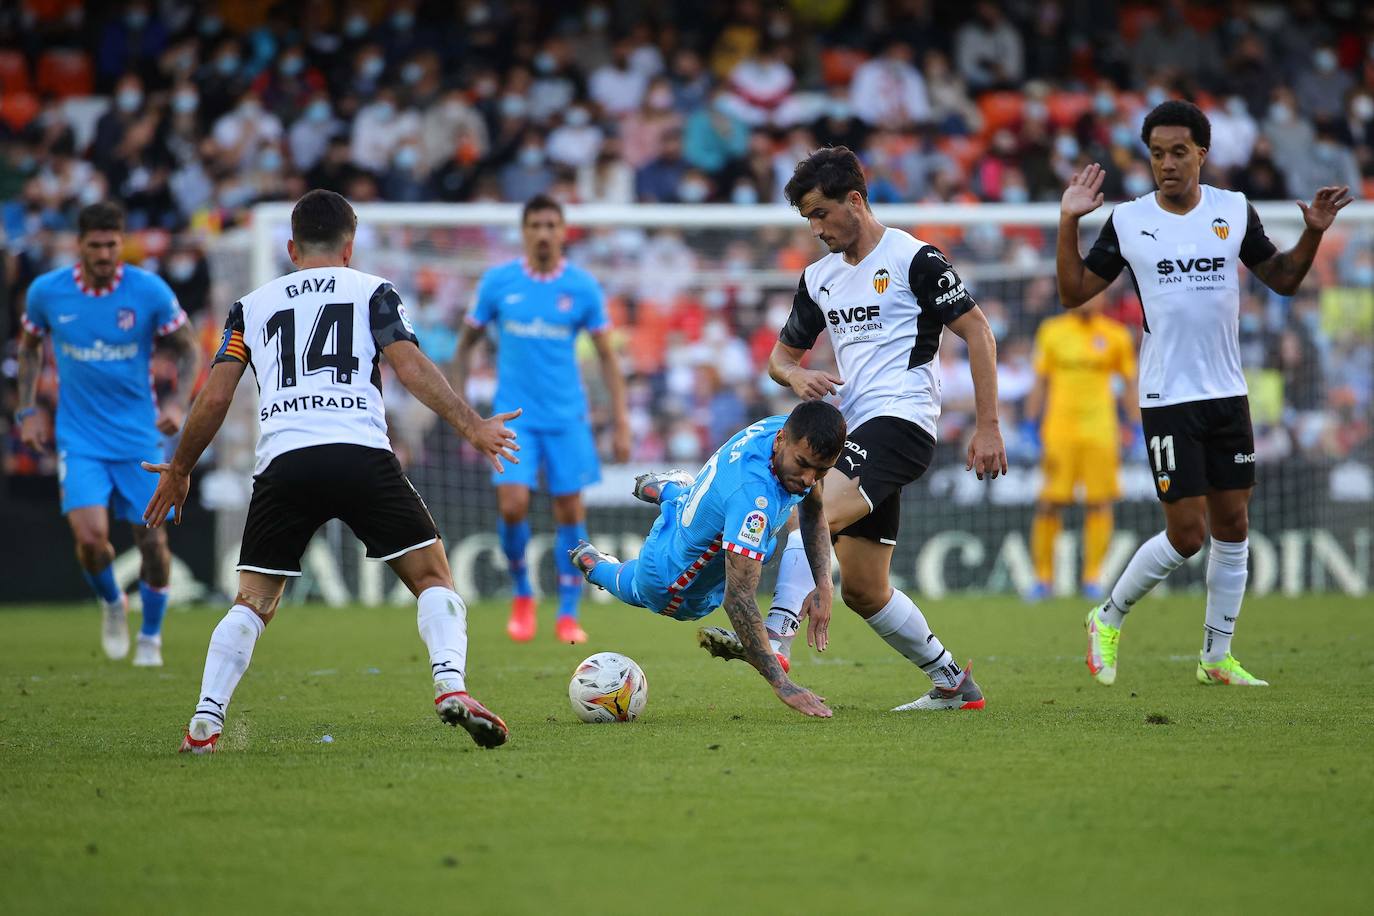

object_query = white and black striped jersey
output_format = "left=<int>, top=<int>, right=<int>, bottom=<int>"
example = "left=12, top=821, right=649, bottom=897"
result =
left=1083, top=184, right=1278, bottom=408
left=779, top=227, right=978, bottom=439
left=213, top=267, right=419, bottom=472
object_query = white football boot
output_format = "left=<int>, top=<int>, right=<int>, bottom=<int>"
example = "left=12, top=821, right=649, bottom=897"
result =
left=100, top=593, right=130, bottom=660
left=132, top=634, right=163, bottom=668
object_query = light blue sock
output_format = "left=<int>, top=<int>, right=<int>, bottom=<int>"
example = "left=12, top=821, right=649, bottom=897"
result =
left=139, top=581, right=169, bottom=637
left=83, top=565, right=122, bottom=604
left=589, top=558, right=644, bottom=607
left=555, top=523, right=587, bottom=619
left=497, top=519, right=532, bottom=597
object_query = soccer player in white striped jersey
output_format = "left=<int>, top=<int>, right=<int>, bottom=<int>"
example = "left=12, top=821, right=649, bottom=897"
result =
left=1058, top=100, right=1351, bottom=687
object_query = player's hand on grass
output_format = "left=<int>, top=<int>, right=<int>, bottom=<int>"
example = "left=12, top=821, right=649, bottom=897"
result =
left=18, top=413, right=45, bottom=452
left=787, top=367, right=844, bottom=400
left=774, top=680, right=832, bottom=718
left=140, top=462, right=189, bottom=527
left=156, top=403, right=185, bottom=436
left=1062, top=163, right=1106, bottom=218
left=967, top=424, right=1009, bottom=481
left=472, top=408, right=521, bottom=473
left=1298, top=185, right=1352, bottom=232
left=612, top=418, right=631, bottom=463
left=802, top=586, right=832, bottom=652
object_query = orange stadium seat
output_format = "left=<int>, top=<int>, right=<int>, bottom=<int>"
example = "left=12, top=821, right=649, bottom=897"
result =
left=937, top=134, right=987, bottom=173
left=1046, top=91, right=1092, bottom=128
left=0, top=49, right=30, bottom=93
left=0, top=90, right=40, bottom=131
left=977, top=91, right=1024, bottom=135
left=36, top=48, right=92, bottom=98
left=820, top=47, right=866, bottom=87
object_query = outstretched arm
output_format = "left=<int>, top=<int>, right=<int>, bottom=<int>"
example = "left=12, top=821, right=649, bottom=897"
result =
left=722, top=550, right=832, bottom=717
left=948, top=306, right=1008, bottom=480
left=16, top=330, right=46, bottom=451
left=797, top=483, right=833, bottom=651
left=383, top=339, right=520, bottom=472
left=141, top=359, right=247, bottom=526
left=1057, top=163, right=1114, bottom=309
left=1250, top=186, right=1352, bottom=296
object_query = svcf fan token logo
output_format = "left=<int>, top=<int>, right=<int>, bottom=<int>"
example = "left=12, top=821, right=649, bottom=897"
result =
left=1156, top=472, right=1171, bottom=494
left=872, top=268, right=890, bottom=295
left=1211, top=217, right=1230, bottom=240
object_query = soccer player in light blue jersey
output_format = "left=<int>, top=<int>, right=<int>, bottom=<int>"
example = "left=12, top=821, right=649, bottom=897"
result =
left=570, top=402, right=844, bottom=718
left=15, top=202, right=201, bottom=666
left=453, top=194, right=629, bottom=645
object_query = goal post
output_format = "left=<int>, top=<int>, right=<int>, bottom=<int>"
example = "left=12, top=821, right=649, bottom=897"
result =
left=206, top=200, right=1374, bottom=605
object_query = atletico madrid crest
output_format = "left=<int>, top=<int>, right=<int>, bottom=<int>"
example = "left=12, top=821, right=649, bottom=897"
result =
left=873, top=268, right=890, bottom=294
left=117, top=308, right=136, bottom=331
left=1211, top=217, right=1230, bottom=240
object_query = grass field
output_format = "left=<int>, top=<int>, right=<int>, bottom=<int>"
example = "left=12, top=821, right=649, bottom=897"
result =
left=2, top=593, right=1372, bottom=915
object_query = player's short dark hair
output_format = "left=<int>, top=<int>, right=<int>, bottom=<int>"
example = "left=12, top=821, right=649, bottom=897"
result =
left=77, top=201, right=125, bottom=236
left=1141, top=100, right=1211, bottom=150
left=291, top=189, right=357, bottom=253
left=784, top=146, right=868, bottom=209
left=784, top=400, right=847, bottom=460
left=522, top=193, right=564, bottom=224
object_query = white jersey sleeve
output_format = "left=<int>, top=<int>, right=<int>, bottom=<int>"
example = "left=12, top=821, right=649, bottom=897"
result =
left=215, top=267, right=420, bottom=472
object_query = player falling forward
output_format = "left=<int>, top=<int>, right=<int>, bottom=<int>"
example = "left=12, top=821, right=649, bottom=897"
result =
left=143, top=191, right=519, bottom=752
left=453, top=194, right=630, bottom=645
left=704, top=147, right=1005, bottom=711
left=1058, top=100, right=1352, bottom=687
left=1023, top=296, right=1138, bottom=601
left=570, top=402, right=845, bottom=718
left=16, top=201, right=200, bottom=667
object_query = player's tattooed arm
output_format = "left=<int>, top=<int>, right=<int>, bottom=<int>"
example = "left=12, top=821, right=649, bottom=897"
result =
left=16, top=330, right=45, bottom=451
left=1251, top=186, right=1353, bottom=296
left=723, top=551, right=832, bottom=717
left=797, top=484, right=834, bottom=651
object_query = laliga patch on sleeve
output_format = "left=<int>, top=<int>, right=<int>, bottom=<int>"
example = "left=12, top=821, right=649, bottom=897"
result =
left=736, top=510, right=768, bottom=548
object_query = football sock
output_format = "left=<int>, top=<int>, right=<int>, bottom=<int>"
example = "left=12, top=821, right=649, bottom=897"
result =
left=138, top=581, right=169, bottom=637
left=767, top=530, right=812, bottom=657
left=497, top=519, right=532, bottom=597
left=588, top=559, right=644, bottom=607
left=865, top=589, right=961, bottom=690
left=1082, top=506, right=1113, bottom=587
left=1202, top=538, right=1248, bottom=663
left=1105, top=530, right=1187, bottom=626
left=191, top=605, right=263, bottom=730
left=417, top=586, right=468, bottom=691
left=554, top=523, right=586, bottom=619
left=1030, top=511, right=1060, bottom=586
left=84, top=564, right=122, bottom=605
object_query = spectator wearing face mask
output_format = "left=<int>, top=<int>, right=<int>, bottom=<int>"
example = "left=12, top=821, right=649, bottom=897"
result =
left=620, top=78, right=684, bottom=169
left=576, top=139, right=635, bottom=204
left=635, top=132, right=689, bottom=202
left=210, top=91, right=284, bottom=173
left=528, top=42, right=578, bottom=122
left=683, top=89, right=749, bottom=175
left=1295, top=46, right=1354, bottom=121
left=382, top=140, right=432, bottom=202
left=1287, top=120, right=1362, bottom=199
left=725, top=41, right=795, bottom=126
left=850, top=40, right=931, bottom=128
left=546, top=105, right=605, bottom=169
left=499, top=133, right=555, bottom=202
left=1344, top=93, right=1374, bottom=152
left=351, top=44, right=389, bottom=98
left=251, top=44, right=327, bottom=122
left=421, top=89, right=489, bottom=174
left=158, top=244, right=210, bottom=318
left=1205, top=97, right=1259, bottom=174
left=288, top=92, right=342, bottom=172
left=590, top=40, right=649, bottom=116
left=350, top=89, right=420, bottom=175
left=956, top=2, right=1026, bottom=93
left=1262, top=89, right=1315, bottom=184
left=91, top=74, right=147, bottom=179
left=196, top=39, right=249, bottom=124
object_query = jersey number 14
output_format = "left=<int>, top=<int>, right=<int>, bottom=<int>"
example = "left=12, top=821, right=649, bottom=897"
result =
left=264, top=304, right=361, bottom=388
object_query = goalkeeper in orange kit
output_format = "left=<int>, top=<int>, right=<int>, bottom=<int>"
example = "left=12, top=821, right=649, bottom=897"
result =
left=1024, top=297, right=1139, bottom=600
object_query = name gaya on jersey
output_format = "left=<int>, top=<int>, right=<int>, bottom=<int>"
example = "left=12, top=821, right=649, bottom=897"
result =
left=214, top=268, right=419, bottom=472
left=22, top=263, right=186, bottom=460
left=1083, top=185, right=1278, bottom=408
left=779, top=228, right=978, bottom=439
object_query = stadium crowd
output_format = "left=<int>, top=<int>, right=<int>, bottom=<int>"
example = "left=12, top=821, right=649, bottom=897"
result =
left=2, top=0, right=1372, bottom=478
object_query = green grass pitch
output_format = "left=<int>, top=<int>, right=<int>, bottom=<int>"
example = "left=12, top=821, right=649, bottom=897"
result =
left=2, top=594, right=1371, bottom=914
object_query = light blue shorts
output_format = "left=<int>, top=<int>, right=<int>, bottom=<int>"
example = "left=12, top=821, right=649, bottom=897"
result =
left=491, top=423, right=601, bottom=496
left=59, top=451, right=170, bottom=523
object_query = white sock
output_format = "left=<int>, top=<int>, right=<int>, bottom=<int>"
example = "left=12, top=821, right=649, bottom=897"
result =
left=417, top=586, right=468, bottom=692
left=1106, top=531, right=1188, bottom=625
left=1202, top=538, right=1248, bottom=663
left=865, top=589, right=961, bottom=689
left=191, top=605, right=264, bottom=730
left=766, top=529, right=813, bottom=659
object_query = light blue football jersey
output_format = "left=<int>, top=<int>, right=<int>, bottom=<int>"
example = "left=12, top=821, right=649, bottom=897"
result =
left=23, top=263, right=186, bottom=460
left=645, top=415, right=808, bottom=605
left=467, top=258, right=608, bottom=430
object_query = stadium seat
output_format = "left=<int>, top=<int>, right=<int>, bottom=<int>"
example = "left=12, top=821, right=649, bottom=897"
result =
left=0, top=91, right=40, bottom=131
left=820, top=48, right=866, bottom=87
left=1046, top=91, right=1092, bottom=129
left=977, top=91, right=1024, bottom=136
left=36, top=48, right=93, bottom=98
left=937, top=135, right=987, bottom=173
left=0, top=49, right=30, bottom=93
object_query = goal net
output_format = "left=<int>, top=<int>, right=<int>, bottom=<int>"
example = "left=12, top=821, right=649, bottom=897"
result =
left=204, top=201, right=1374, bottom=605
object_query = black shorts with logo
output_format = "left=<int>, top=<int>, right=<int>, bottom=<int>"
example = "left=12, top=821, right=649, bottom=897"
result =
left=1140, top=395, right=1255, bottom=503
left=238, top=444, right=440, bottom=576
left=832, top=416, right=937, bottom=545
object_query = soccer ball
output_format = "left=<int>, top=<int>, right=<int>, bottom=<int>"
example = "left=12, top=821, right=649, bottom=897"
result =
left=568, top=652, right=648, bottom=723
